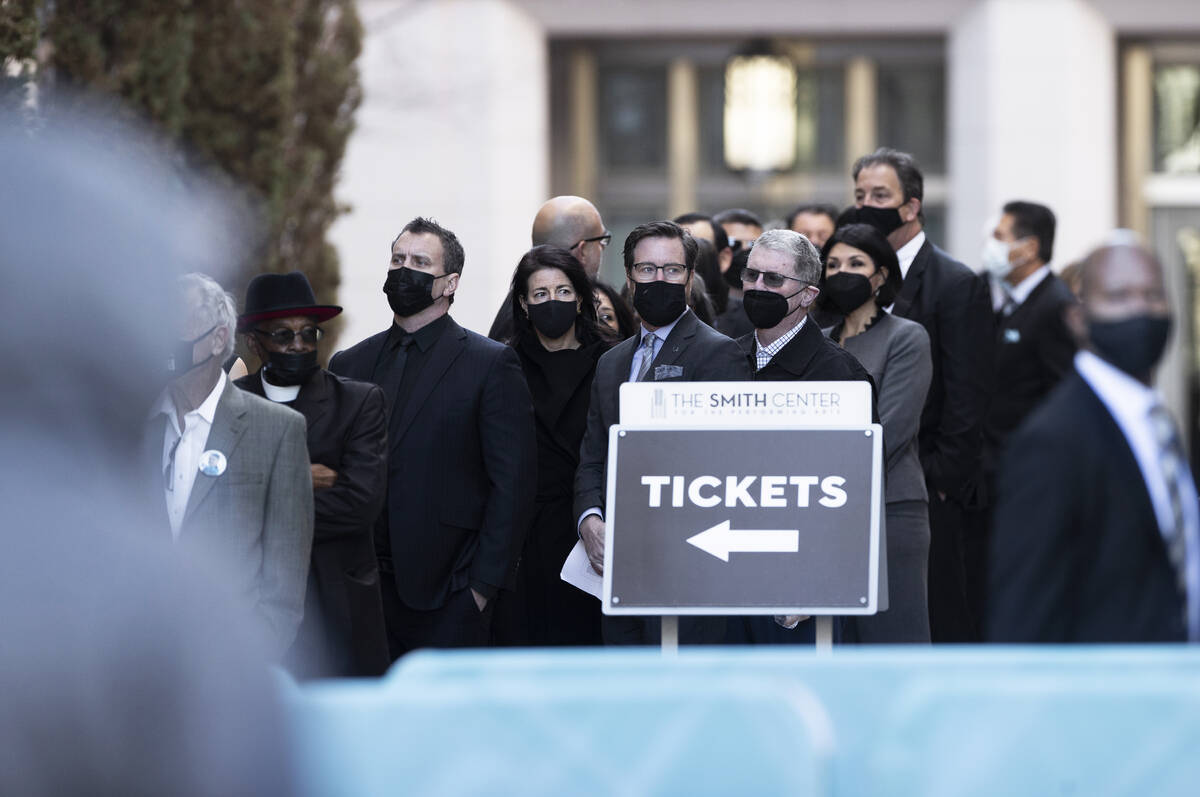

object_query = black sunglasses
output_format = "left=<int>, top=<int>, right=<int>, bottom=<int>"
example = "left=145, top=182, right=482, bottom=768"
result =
left=254, top=326, right=323, bottom=345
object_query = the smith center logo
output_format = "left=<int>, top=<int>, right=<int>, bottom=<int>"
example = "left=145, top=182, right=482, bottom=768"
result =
left=653, top=387, right=843, bottom=417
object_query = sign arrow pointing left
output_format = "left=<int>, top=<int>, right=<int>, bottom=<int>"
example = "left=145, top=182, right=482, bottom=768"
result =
left=685, top=519, right=800, bottom=562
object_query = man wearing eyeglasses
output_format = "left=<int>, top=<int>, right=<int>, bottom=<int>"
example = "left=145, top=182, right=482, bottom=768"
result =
left=574, top=220, right=750, bottom=645
left=488, top=195, right=611, bottom=341
left=731, top=230, right=876, bottom=644
left=235, top=271, right=390, bottom=678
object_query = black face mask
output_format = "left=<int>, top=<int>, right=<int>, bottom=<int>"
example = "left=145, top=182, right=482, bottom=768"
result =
left=168, top=325, right=217, bottom=375
left=384, top=267, right=438, bottom=317
left=263, top=350, right=319, bottom=387
left=526, top=299, right=578, bottom=340
left=853, top=206, right=905, bottom=237
left=821, top=272, right=875, bottom=315
left=742, top=288, right=803, bottom=330
left=1088, top=314, right=1172, bottom=379
left=633, top=280, right=687, bottom=327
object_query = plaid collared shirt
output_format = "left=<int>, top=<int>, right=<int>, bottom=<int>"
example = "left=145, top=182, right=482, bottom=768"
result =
left=753, top=316, right=807, bottom=371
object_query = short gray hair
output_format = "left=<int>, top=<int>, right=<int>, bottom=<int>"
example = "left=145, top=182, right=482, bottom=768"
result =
left=180, top=272, right=236, bottom=359
left=753, top=229, right=822, bottom=284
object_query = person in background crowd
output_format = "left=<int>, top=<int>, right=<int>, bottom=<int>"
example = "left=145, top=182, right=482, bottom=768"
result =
left=787, top=203, right=839, bottom=250
left=674, top=211, right=749, bottom=336
left=575, top=221, right=749, bottom=645
left=820, top=223, right=933, bottom=643
left=236, top=271, right=391, bottom=678
left=967, top=201, right=1076, bottom=627
left=849, top=147, right=994, bottom=642
left=1059, top=260, right=1084, bottom=298
left=713, top=207, right=764, bottom=253
left=693, top=237, right=729, bottom=318
left=729, top=229, right=875, bottom=643
left=593, top=279, right=637, bottom=340
left=988, top=240, right=1199, bottom=643
left=489, top=196, right=610, bottom=341
left=491, top=246, right=615, bottom=646
left=329, top=217, right=536, bottom=656
left=149, top=272, right=314, bottom=659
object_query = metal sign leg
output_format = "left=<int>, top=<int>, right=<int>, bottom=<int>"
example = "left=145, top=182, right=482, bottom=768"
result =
left=815, top=616, right=833, bottom=654
left=661, top=615, right=679, bottom=656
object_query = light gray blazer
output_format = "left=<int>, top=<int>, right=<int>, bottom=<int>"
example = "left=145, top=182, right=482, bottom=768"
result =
left=148, top=381, right=314, bottom=657
left=825, top=312, right=932, bottom=503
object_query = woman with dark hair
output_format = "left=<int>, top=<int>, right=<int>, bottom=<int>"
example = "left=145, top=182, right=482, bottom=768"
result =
left=592, top=279, right=636, bottom=340
left=819, top=223, right=934, bottom=643
left=493, top=245, right=613, bottom=646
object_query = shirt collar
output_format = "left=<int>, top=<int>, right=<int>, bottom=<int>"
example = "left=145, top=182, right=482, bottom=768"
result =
left=753, top=315, right=807, bottom=367
left=639, top=308, right=687, bottom=344
left=1075, top=349, right=1160, bottom=423
left=895, top=230, right=926, bottom=280
left=387, top=313, right=451, bottom=353
left=1007, top=264, right=1051, bottom=306
left=150, top=370, right=227, bottom=426
left=260, top=372, right=302, bottom=403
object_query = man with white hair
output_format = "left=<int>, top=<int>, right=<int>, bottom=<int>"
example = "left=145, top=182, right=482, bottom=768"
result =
left=148, top=272, right=314, bottom=658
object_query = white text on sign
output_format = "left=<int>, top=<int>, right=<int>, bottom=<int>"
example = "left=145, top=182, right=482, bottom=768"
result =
left=640, top=475, right=848, bottom=509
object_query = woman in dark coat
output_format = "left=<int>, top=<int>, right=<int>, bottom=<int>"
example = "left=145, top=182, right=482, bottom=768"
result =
left=492, top=245, right=615, bottom=646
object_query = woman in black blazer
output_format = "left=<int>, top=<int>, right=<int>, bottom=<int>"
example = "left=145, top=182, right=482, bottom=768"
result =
left=492, top=246, right=615, bottom=646
left=820, top=223, right=934, bottom=643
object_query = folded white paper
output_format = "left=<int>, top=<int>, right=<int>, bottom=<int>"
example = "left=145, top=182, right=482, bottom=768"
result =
left=560, top=540, right=603, bottom=600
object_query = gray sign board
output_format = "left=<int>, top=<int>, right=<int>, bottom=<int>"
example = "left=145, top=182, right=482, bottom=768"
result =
left=602, top=426, right=883, bottom=615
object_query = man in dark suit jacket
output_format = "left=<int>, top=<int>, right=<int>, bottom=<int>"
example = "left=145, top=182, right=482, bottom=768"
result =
left=330, top=217, right=536, bottom=657
left=733, top=229, right=875, bottom=643
left=851, top=147, right=994, bottom=642
left=967, top=201, right=1076, bottom=625
left=235, top=271, right=390, bottom=677
left=988, top=242, right=1198, bottom=642
left=148, top=273, right=314, bottom=659
left=574, top=220, right=750, bottom=645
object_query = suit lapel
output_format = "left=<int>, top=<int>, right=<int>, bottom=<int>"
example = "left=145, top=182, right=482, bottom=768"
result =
left=390, top=319, right=468, bottom=450
left=891, top=239, right=931, bottom=319
left=183, top=381, right=250, bottom=521
left=290, top=369, right=330, bottom=429
left=339, top=331, right=389, bottom=382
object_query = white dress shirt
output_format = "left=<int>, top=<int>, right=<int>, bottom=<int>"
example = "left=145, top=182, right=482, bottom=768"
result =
left=1075, top=350, right=1200, bottom=639
left=992, top=264, right=1051, bottom=314
left=884, top=230, right=926, bottom=314
left=153, top=371, right=226, bottom=539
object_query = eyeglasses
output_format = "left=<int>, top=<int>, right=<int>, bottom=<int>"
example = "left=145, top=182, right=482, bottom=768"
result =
left=254, top=326, right=323, bottom=345
left=575, top=231, right=612, bottom=249
left=630, top=263, right=692, bottom=283
left=740, top=268, right=809, bottom=289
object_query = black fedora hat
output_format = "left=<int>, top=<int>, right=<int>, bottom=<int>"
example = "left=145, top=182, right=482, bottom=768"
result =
left=238, top=271, right=342, bottom=331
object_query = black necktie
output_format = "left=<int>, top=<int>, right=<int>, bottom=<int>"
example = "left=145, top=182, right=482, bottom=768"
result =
left=378, top=336, right=413, bottom=421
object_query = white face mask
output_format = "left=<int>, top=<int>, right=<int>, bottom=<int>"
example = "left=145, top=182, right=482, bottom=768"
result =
left=981, top=236, right=1014, bottom=279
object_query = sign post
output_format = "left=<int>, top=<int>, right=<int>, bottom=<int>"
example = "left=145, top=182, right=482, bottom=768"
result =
left=603, top=382, right=884, bottom=653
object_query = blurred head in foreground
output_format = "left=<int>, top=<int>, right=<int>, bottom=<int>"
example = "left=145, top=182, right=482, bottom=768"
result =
left=0, top=96, right=292, bottom=795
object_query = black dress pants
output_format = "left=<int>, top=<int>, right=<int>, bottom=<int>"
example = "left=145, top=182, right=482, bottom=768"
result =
left=378, top=560, right=493, bottom=660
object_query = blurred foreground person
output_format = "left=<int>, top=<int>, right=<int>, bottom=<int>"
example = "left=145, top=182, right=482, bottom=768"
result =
left=821, top=224, right=933, bottom=643
left=988, top=241, right=1199, bottom=642
left=150, top=273, right=314, bottom=658
left=729, top=229, right=875, bottom=644
left=330, top=217, right=536, bottom=656
left=0, top=100, right=292, bottom=795
left=493, top=247, right=614, bottom=646
left=237, top=271, right=390, bottom=677
left=575, top=221, right=749, bottom=645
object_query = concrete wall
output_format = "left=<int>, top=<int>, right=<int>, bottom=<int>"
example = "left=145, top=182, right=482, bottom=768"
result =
left=330, top=0, right=548, bottom=347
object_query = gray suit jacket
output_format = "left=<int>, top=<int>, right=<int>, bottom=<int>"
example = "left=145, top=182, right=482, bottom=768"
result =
left=825, top=312, right=931, bottom=503
left=574, top=309, right=750, bottom=520
left=146, top=380, right=314, bottom=657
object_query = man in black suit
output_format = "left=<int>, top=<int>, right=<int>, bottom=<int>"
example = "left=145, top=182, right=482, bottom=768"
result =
left=330, top=217, right=537, bottom=656
left=488, top=196, right=610, bottom=341
left=850, top=147, right=994, bottom=642
left=988, top=241, right=1198, bottom=642
left=574, top=220, right=750, bottom=644
left=236, top=271, right=390, bottom=677
left=966, top=201, right=1076, bottom=625
left=733, top=228, right=875, bottom=643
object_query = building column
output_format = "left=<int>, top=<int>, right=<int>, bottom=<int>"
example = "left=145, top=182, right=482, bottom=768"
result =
left=947, top=0, right=1116, bottom=267
left=330, top=0, right=549, bottom=343
left=667, top=57, right=699, bottom=219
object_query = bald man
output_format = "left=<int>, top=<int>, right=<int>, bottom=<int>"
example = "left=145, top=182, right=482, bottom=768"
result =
left=988, top=241, right=1199, bottom=643
left=488, top=196, right=610, bottom=341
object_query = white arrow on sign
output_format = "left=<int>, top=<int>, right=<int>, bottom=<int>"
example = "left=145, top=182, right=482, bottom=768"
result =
left=685, top=519, right=800, bottom=562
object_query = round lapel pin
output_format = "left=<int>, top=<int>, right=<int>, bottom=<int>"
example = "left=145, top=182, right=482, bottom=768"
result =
left=198, top=449, right=227, bottom=477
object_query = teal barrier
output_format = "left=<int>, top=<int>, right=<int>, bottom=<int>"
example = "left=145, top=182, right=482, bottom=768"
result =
left=284, top=647, right=1200, bottom=796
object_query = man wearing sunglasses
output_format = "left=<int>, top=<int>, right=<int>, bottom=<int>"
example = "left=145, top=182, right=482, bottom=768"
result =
left=235, top=271, right=390, bottom=678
